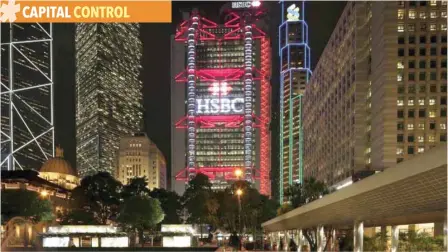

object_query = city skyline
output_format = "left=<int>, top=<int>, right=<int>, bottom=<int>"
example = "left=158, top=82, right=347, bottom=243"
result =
left=51, top=1, right=345, bottom=180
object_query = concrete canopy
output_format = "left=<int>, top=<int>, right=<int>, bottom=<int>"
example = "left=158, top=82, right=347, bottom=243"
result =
left=262, top=144, right=447, bottom=232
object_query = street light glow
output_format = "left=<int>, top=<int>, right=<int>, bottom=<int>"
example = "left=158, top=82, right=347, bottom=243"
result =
left=234, top=169, right=243, bottom=177
left=236, top=189, right=243, bottom=196
left=40, top=190, right=48, bottom=197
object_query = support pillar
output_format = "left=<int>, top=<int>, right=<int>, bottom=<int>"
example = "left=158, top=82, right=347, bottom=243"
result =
left=284, top=231, right=289, bottom=251
left=317, top=225, right=324, bottom=252
left=331, top=228, right=337, bottom=251
left=353, top=221, right=363, bottom=252
left=297, top=229, right=303, bottom=252
left=391, top=225, right=399, bottom=252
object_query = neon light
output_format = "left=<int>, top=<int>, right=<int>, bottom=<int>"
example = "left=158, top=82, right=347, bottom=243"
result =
left=279, top=1, right=311, bottom=203
left=174, top=10, right=271, bottom=196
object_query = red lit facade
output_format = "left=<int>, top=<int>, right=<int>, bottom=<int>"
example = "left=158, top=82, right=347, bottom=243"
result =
left=172, top=7, right=271, bottom=195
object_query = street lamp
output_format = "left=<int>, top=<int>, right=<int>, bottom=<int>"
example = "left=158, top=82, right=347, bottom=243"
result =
left=234, top=169, right=243, bottom=179
left=40, top=190, right=48, bottom=198
left=236, top=188, right=243, bottom=247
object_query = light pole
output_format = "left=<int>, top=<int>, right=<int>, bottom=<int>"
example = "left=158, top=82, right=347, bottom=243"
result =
left=236, top=188, right=243, bottom=248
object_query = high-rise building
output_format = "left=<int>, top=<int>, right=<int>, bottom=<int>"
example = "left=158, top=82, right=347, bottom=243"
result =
left=75, top=24, right=143, bottom=177
left=115, top=133, right=167, bottom=190
left=171, top=3, right=271, bottom=194
left=278, top=1, right=311, bottom=203
left=303, top=1, right=447, bottom=189
left=1, top=23, right=54, bottom=171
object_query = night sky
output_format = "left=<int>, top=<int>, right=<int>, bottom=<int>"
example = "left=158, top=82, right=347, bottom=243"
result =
left=53, top=1, right=346, bottom=184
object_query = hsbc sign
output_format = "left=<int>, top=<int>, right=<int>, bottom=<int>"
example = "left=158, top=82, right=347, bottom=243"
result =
left=196, top=98, right=244, bottom=114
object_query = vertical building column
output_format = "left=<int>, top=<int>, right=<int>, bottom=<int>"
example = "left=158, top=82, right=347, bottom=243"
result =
left=317, top=225, right=324, bottom=252
left=353, top=221, right=363, bottom=252
left=186, top=14, right=198, bottom=180
left=391, top=225, right=399, bottom=252
left=243, top=16, right=254, bottom=183
left=297, top=229, right=303, bottom=252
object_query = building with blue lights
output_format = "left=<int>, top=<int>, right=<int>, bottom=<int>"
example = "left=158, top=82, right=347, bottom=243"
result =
left=278, top=1, right=311, bottom=202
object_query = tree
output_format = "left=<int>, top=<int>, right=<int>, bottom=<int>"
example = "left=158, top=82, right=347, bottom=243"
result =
left=118, top=195, right=164, bottom=246
left=122, top=177, right=150, bottom=198
left=1, top=190, right=53, bottom=223
left=283, top=177, right=330, bottom=251
left=277, top=203, right=292, bottom=216
left=183, top=174, right=219, bottom=238
left=68, top=172, right=122, bottom=224
left=149, top=188, right=182, bottom=224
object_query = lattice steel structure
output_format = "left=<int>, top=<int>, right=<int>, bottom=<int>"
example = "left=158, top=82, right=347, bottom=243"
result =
left=75, top=24, right=143, bottom=177
left=279, top=1, right=311, bottom=203
left=1, top=23, right=54, bottom=171
left=173, top=6, right=271, bottom=195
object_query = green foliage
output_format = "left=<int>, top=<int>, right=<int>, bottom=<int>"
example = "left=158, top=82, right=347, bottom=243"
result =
left=68, top=172, right=123, bottom=224
left=118, top=195, right=164, bottom=230
left=398, top=230, right=444, bottom=251
left=284, top=177, right=329, bottom=209
left=364, top=233, right=389, bottom=252
left=122, top=177, right=151, bottom=198
left=1, top=189, right=54, bottom=223
left=276, top=203, right=292, bottom=216
left=149, top=188, right=182, bottom=224
left=58, top=208, right=98, bottom=225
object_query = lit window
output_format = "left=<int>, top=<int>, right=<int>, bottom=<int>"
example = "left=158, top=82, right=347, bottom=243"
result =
left=398, top=9, right=405, bottom=19
left=418, top=123, right=425, bottom=130
left=419, top=99, right=425, bottom=105
left=397, top=62, right=404, bottom=69
left=429, top=135, right=436, bottom=142
left=430, top=11, right=437, bottom=18
left=441, top=123, right=447, bottom=130
left=397, top=99, right=404, bottom=106
left=398, top=24, right=405, bottom=32
left=418, top=147, right=425, bottom=153
left=409, top=10, right=416, bottom=19
left=442, top=24, right=447, bottom=31
left=396, top=148, right=404, bottom=155
left=420, top=12, right=426, bottom=19
left=397, top=73, right=403, bottom=81
left=429, top=110, right=436, bottom=117
left=430, top=24, right=437, bottom=31
left=365, top=148, right=371, bottom=154
left=418, top=135, right=424, bottom=142
left=429, top=98, right=436, bottom=105
left=408, top=24, right=415, bottom=32
left=408, top=98, right=414, bottom=106
left=408, top=124, right=414, bottom=130
left=442, top=11, right=447, bottom=18
left=430, top=0, right=437, bottom=6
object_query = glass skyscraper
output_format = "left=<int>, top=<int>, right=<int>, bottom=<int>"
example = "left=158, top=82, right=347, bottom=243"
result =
left=279, top=1, right=311, bottom=203
left=1, top=23, right=54, bottom=171
left=75, top=24, right=143, bottom=177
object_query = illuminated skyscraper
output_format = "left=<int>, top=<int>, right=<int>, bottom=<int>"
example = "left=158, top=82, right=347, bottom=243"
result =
left=75, top=24, right=143, bottom=177
left=1, top=23, right=54, bottom=171
left=303, top=1, right=447, bottom=189
left=278, top=1, right=311, bottom=202
left=171, top=3, right=271, bottom=195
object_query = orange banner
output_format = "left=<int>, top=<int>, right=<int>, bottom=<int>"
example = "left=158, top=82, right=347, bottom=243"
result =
left=0, top=0, right=172, bottom=23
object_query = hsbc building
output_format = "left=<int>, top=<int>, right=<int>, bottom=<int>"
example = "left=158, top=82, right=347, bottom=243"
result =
left=171, top=2, right=271, bottom=194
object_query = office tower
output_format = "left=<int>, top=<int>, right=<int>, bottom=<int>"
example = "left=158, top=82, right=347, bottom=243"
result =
left=115, top=133, right=167, bottom=190
left=1, top=24, right=54, bottom=171
left=76, top=24, right=143, bottom=177
left=278, top=1, right=311, bottom=203
left=171, top=3, right=271, bottom=194
left=303, top=1, right=447, bottom=189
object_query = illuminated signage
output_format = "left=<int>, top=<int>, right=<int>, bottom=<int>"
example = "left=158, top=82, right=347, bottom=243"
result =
left=287, top=4, right=300, bottom=21
left=232, top=1, right=260, bottom=9
left=196, top=98, right=244, bottom=114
